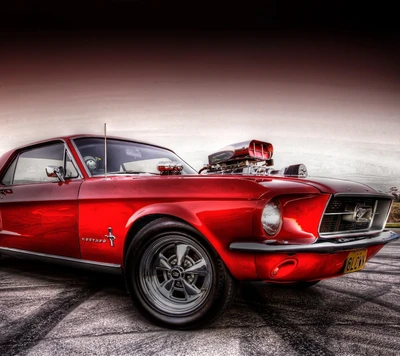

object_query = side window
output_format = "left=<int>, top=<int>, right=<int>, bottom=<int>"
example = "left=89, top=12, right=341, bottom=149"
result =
left=3, top=143, right=79, bottom=185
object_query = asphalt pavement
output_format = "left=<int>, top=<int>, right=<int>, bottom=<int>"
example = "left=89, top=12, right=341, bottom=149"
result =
left=0, top=229, right=399, bottom=356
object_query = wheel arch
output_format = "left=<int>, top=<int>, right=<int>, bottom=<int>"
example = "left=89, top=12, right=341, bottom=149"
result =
left=122, top=214, right=217, bottom=269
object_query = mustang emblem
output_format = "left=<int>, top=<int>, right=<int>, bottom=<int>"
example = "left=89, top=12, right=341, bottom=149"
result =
left=354, top=204, right=372, bottom=223
left=105, top=227, right=116, bottom=247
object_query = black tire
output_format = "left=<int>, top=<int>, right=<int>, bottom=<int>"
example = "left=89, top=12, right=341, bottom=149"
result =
left=125, top=218, right=236, bottom=329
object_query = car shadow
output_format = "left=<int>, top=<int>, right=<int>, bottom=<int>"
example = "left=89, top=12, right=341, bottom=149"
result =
left=0, top=255, right=126, bottom=290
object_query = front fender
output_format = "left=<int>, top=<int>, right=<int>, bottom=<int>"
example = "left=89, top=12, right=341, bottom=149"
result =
left=124, top=200, right=260, bottom=280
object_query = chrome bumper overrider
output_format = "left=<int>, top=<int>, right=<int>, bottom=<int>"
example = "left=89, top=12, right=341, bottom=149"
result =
left=230, top=230, right=399, bottom=254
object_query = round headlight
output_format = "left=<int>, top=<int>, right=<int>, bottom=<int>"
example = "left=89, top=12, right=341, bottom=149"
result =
left=262, top=199, right=282, bottom=236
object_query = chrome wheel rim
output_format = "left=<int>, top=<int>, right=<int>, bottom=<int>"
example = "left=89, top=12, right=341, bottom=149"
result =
left=139, top=235, right=213, bottom=315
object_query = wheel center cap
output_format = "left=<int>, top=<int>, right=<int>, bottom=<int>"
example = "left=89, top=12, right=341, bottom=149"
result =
left=171, top=267, right=183, bottom=279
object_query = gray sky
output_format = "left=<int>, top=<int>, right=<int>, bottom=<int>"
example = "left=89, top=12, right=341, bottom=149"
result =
left=1, top=35, right=399, bottom=191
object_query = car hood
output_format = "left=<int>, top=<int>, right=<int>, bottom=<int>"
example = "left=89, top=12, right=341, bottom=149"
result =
left=81, top=175, right=390, bottom=201
left=262, top=175, right=385, bottom=196
left=81, top=174, right=322, bottom=201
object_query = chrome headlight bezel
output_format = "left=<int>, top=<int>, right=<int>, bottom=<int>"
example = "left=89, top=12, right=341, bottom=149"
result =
left=262, top=198, right=282, bottom=236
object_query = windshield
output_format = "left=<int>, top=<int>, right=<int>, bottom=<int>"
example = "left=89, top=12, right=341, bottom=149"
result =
left=73, top=137, right=197, bottom=176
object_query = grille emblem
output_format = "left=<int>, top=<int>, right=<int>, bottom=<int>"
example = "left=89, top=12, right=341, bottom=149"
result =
left=353, top=204, right=372, bottom=223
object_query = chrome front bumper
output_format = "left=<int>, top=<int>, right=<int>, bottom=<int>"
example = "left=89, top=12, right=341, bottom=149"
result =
left=230, top=230, right=399, bottom=254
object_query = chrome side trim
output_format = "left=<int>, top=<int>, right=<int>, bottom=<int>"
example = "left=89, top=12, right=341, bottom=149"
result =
left=0, top=247, right=121, bottom=271
left=230, top=230, right=399, bottom=254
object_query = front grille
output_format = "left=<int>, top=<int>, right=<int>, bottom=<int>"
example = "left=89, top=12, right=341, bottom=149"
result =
left=320, top=215, right=370, bottom=234
left=319, top=195, right=392, bottom=238
left=324, top=197, right=376, bottom=214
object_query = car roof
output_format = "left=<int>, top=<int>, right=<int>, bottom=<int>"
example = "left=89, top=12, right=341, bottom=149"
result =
left=12, top=134, right=173, bottom=153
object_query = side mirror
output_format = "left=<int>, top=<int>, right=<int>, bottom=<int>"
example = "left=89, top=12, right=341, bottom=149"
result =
left=46, top=166, right=65, bottom=182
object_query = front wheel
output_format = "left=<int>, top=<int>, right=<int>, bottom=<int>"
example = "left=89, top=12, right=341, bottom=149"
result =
left=125, top=218, right=236, bottom=329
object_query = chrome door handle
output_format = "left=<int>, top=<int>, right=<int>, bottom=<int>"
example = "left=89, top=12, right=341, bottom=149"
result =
left=0, top=189, right=13, bottom=198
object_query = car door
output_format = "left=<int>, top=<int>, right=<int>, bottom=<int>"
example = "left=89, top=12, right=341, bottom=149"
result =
left=0, top=141, right=83, bottom=258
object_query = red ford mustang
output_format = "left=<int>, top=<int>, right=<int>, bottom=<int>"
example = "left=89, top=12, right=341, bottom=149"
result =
left=0, top=135, right=398, bottom=329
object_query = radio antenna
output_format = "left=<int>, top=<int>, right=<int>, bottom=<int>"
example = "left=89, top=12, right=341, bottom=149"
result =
left=104, top=123, right=108, bottom=178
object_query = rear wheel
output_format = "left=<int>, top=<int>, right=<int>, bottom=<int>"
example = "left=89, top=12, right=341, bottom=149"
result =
left=125, top=218, right=236, bottom=329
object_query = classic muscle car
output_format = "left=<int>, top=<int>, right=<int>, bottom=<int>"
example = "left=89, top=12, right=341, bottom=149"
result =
left=0, top=135, right=398, bottom=329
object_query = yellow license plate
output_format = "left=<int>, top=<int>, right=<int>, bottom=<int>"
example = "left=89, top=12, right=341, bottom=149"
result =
left=344, top=249, right=368, bottom=274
